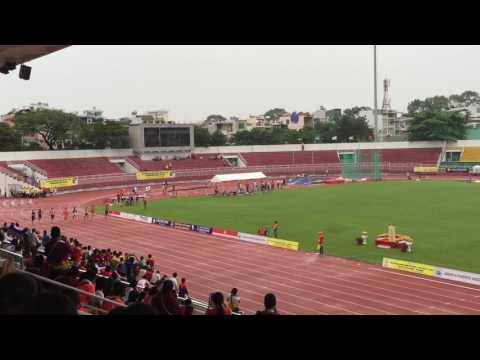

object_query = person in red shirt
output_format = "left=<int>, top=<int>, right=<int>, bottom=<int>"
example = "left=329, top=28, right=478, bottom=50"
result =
left=317, top=231, right=325, bottom=255
left=102, top=281, right=125, bottom=313
left=152, top=280, right=184, bottom=315
left=146, top=254, right=155, bottom=269
left=144, top=267, right=153, bottom=282
left=178, top=278, right=189, bottom=298
left=72, top=240, right=82, bottom=266
left=205, top=292, right=232, bottom=316
left=257, top=226, right=267, bottom=236
left=77, top=269, right=97, bottom=310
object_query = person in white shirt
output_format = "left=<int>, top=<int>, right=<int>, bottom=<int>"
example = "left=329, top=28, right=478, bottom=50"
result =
left=169, top=272, right=179, bottom=293
left=151, top=270, right=161, bottom=285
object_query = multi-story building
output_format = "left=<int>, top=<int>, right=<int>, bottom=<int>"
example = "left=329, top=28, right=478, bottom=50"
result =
left=359, top=109, right=411, bottom=141
left=79, top=106, right=104, bottom=124
left=129, top=110, right=169, bottom=125
left=204, top=117, right=251, bottom=139
left=448, top=104, right=480, bottom=128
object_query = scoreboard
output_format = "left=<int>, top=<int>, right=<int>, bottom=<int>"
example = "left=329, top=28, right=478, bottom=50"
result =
left=129, top=124, right=194, bottom=154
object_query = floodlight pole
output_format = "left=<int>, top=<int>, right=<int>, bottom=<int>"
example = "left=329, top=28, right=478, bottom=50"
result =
left=373, top=45, right=378, bottom=142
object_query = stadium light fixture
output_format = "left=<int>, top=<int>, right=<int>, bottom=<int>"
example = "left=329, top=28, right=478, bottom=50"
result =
left=373, top=45, right=378, bottom=142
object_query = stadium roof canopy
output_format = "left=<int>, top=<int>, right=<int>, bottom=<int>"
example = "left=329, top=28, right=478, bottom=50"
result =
left=210, top=172, right=266, bottom=183
left=0, top=45, right=69, bottom=71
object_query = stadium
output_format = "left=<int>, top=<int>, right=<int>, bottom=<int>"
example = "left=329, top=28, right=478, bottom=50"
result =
left=1, top=46, right=480, bottom=315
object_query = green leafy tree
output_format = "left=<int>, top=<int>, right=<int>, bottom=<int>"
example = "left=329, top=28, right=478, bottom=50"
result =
left=14, top=109, right=81, bottom=150
left=0, top=123, right=21, bottom=151
left=264, top=108, right=286, bottom=122
left=206, top=114, right=227, bottom=123
left=194, top=126, right=211, bottom=147
left=209, top=130, right=227, bottom=146
left=408, top=111, right=467, bottom=141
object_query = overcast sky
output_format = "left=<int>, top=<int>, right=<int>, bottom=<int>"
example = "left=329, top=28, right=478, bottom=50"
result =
left=1, top=45, right=480, bottom=123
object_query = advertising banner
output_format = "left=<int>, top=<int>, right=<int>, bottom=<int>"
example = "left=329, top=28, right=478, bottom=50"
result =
left=193, top=225, right=212, bottom=234
left=434, top=267, right=480, bottom=286
left=136, top=171, right=175, bottom=181
left=152, top=218, right=172, bottom=226
left=238, top=232, right=267, bottom=245
left=382, top=258, right=436, bottom=276
left=40, top=177, right=76, bottom=189
left=212, top=228, right=239, bottom=240
left=266, top=238, right=299, bottom=251
left=174, top=222, right=193, bottom=231
left=413, top=166, right=439, bottom=173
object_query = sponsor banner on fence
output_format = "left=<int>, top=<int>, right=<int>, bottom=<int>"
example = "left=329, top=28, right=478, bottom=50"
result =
left=40, top=177, right=76, bottom=189
left=135, top=215, right=153, bottom=224
left=174, top=222, right=193, bottom=231
left=193, top=225, right=212, bottom=235
left=109, top=210, right=121, bottom=217
left=212, top=228, right=239, bottom=240
left=382, top=258, right=436, bottom=276
left=266, top=238, right=299, bottom=251
left=414, top=166, right=438, bottom=173
left=136, top=170, right=175, bottom=181
left=152, top=218, right=172, bottom=226
left=434, top=267, right=480, bottom=286
left=238, top=232, right=267, bottom=245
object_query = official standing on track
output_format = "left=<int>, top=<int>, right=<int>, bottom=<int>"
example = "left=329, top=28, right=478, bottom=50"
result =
left=317, top=231, right=325, bottom=255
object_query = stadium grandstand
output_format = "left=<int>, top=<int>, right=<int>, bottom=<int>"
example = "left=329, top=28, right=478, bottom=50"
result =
left=3, top=46, right=480, bottom=316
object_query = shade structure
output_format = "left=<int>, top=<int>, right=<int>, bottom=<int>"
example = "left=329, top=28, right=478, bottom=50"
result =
left=210, top=172, right=267, bottom=183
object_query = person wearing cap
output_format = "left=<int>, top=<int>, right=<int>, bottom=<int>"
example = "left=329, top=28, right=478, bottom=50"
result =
left=317, top=231, right=325, bottom=255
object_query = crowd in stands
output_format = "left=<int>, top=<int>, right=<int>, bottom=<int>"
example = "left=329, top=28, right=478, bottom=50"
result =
left=0, top=223, right=279, bottom=315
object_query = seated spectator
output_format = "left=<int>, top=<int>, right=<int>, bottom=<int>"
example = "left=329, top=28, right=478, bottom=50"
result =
left=184, top=298, right=194, bottom=315
left=152, top=280, right=183, bottom=315
left=137, top=273, right=151, bottom=291
left=227, top=288, right=241, bottom=313
left=33, top=291, right=78, bottom=315
left=206, top=292, right=232, bottom=316
left=142, top=286, right=158, bottom=305
left=0, top=272, right=39, bottom=314
left=144, top=266, right=153, bottom=282
left=26, top=255, right=46, bottom=276
left=136, top=267, right=147, bottom=282
left=94, top=276, right=107, bottom=309
left=178, top=277, right=189, bottom=298
left=41, top=230, right=50, bottom=248
left=103, top=281, right=125, bottom=313
left=256, top=293, right=279, bottom=315
left=46, top=227, right=72, bottom=271
left=72, top=240, right=82, bottom=267
left=55, top=266, right=80, bottom=288
left=77, top=268, right=97, bottom=308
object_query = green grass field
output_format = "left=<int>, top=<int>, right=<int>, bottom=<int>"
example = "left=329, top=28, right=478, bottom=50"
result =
left=111, top=181, right=480, bottom=273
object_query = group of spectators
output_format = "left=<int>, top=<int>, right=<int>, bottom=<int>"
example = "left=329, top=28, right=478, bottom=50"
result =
left=214, top=179, right=287, bottom=197
left=0, top=223, right=279, bottom=315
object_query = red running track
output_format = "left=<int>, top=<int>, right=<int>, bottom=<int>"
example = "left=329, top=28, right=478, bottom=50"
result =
left=3, top=185, right=480, bottom=315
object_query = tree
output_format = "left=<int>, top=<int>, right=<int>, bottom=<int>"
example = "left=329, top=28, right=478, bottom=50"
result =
left=194, top=126, right=211, bottom=147
left=334, top=113, right=370, bottom=142
left=75, top=120, right=129, bottom=149
left=209, top=130, right=227, bottom=146
left=459, top=90, right=480, bottom=106
left=264, top=108, right=286, bottom=121
left=408, top=96, right=449, bottom=114
left=206, top=114, right=227, bottom=123
left=14, top=109, right=81, bottom=150
left=408, top=111, right=467, bottom=141
left=0, top=123, right=21, bottom=151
